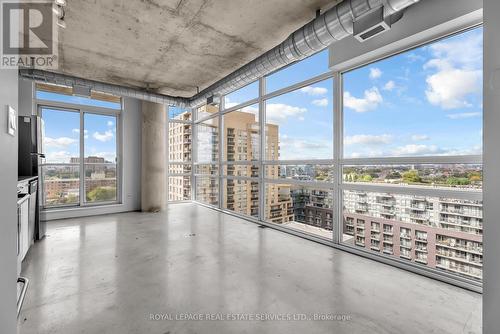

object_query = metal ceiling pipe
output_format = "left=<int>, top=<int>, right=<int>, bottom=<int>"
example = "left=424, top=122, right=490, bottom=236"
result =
left=189, top=0, right=419, bottom=107
left=18, top=68, right=190, bottom=107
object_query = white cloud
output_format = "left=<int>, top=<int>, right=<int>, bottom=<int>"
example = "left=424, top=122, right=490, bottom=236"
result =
left=312, top=98, right=328, bottom=107
left=446, top=112, right=482, bottom=119
left=369, top=67, right=382, bottom=79
left=279, top=136, right=333, bottom=160
left=72, top=129, right=88, bottom=139
left=424, top=31, right=482, bottom=109
left=383, top=80, right=395, bottom=91
left=92, top=130, right=114, bottom=142
left=299, top=86, right=328, bottom=96
left=411, top=134, right=430, bottom=141
left=343, top=87, right=383, bottom=113
left=425, top=67, right=481, bottom=109
left=266, top=103, right=307, bottom=124
left=44, top=137, right=77, bottom=148
left=107, top=121, right=114, bottom=127
left=406, top=53, right=425, bottom=62
left=391, top=144, right=440, bottom=156
left=239, top=105, right=259, bottom=119
left=46, top=151, right=73, bottom=163
left=344, top=134, right=392, bottom=146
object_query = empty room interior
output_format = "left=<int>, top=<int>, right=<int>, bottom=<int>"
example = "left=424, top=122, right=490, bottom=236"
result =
left=1, top=0, right=500, bottom=333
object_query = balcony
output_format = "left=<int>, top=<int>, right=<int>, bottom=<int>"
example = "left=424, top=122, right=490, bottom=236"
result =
left=436, top=241, right=483, bottom=255
left=383, top=248, right=393, bottom=255
left=436, top=263, right=482, bottom=280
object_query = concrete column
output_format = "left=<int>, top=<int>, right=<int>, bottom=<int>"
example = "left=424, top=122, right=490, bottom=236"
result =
left=141, top=101, right=167, bottom=212
left=484, top=0, right=500, bottom=332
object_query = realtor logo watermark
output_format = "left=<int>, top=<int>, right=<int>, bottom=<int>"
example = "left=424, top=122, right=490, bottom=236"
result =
left=1, top=0, right=58, bottom=69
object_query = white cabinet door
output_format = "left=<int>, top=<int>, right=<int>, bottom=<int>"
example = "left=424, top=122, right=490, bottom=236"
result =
left=19, top=199, right=29, bottom=261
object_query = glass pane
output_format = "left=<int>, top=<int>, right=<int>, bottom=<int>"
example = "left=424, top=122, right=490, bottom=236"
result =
left=196, top=177, right=219, bottom=206
left=84, top=113, right=117, bottom=162
left=266, top=49, right=329, bottom=93
left=265, top=183, right=333, bottom=239
left=36, top=91, right=121, bottom=110
left=196, top=104, right=218, bottom=120
left=169, top=123, right=192, bottom=162
left=265, top=164, right=334, bottom=182
left=265, top=78, right=333, bottom=160
left=169, top=106, right=192, bottom=121
left=343, top=27, right=483, bottom=158
left=224, top=164, right=259, bottom=177
left=41, top=108, right=80, bottom=164
left=194, top=164, right=218, bottom=176
left=85, top=164, right=117, bottom=203
left=343, top=164, right=482, bottom=189
left=168, top=164, right=192, bottom=175
left=41, top=165, right=80, bottom=207
left=223, top=179, right=259, bottom=218
left=224, top=81, right=259, bottom=109
left=223, top=104, right=259, bottom=161
left=169, top=176, right=191, bottom=201
left=342, top=190, right=482, bottom=281
left=196, top=117, right=219, bottom=163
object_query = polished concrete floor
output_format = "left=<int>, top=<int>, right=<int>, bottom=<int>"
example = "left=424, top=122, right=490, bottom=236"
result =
left=18, top=203, right=482, bottom=334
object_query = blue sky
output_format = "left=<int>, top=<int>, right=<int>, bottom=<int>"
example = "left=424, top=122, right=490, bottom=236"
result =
left=42, top=107, right=117, bottom=163
left=224, top=50, right=333, bottom=160
left=343, top=27, right=483, bottom=158
left=41, top=26, right=483, bottom=163
left=222, top=27, right=483, bottom=160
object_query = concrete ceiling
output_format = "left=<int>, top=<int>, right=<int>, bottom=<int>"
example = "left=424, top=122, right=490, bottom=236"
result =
left=58, top=0, right=335, bottom=98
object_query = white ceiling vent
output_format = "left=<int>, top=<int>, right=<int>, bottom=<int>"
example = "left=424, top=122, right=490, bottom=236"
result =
left=353, top=6, right=391, bottom=42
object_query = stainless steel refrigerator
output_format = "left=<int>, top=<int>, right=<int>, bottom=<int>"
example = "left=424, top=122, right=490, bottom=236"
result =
left=18, top=115, right=46, bottom=240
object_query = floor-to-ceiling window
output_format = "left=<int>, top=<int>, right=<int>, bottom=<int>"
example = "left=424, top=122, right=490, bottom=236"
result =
left=340, top=26, right=483, bottom=282
left=263, top=69, right=334, bottom=239
left=188, top=26, right=483, bottom=289
left=37, top=84, right=121, bottom=208
left=194, top=104, right=220, bottom=206
left=167, top=106, right=193, bottom=201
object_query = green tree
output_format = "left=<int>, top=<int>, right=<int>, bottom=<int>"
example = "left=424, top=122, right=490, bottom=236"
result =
left=86, top=187, right=116, bottom=202
left=402, top=170, right=421, bottom=184
left=468, top=171, right=482, bottom=182
left=446, top=177, right=470, bottom=186
left=362, top=174, right=373, bottom=182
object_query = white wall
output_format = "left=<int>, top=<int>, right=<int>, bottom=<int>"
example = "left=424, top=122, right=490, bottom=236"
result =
left=40, top=96, right=142, bottom=220
left=483, top=0, right=499, bottom=332
left=0, top=69, right=19, bottom=334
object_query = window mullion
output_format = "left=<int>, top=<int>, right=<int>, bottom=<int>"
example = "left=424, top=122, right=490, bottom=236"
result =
left=79, top=110, right=85, bottom=206
left=333, top=72, right=342, bottom=244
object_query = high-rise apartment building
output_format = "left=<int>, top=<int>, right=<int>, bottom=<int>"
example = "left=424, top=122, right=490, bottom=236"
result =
left=342, top=191, right=483, bottom=280
left=168, top=111, right=192, bottom=201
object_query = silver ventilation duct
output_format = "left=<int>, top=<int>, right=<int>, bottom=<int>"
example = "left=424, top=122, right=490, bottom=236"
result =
left=19, top=68, right=190, bottom=107
left=189, top=0, right=419, bottom=107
